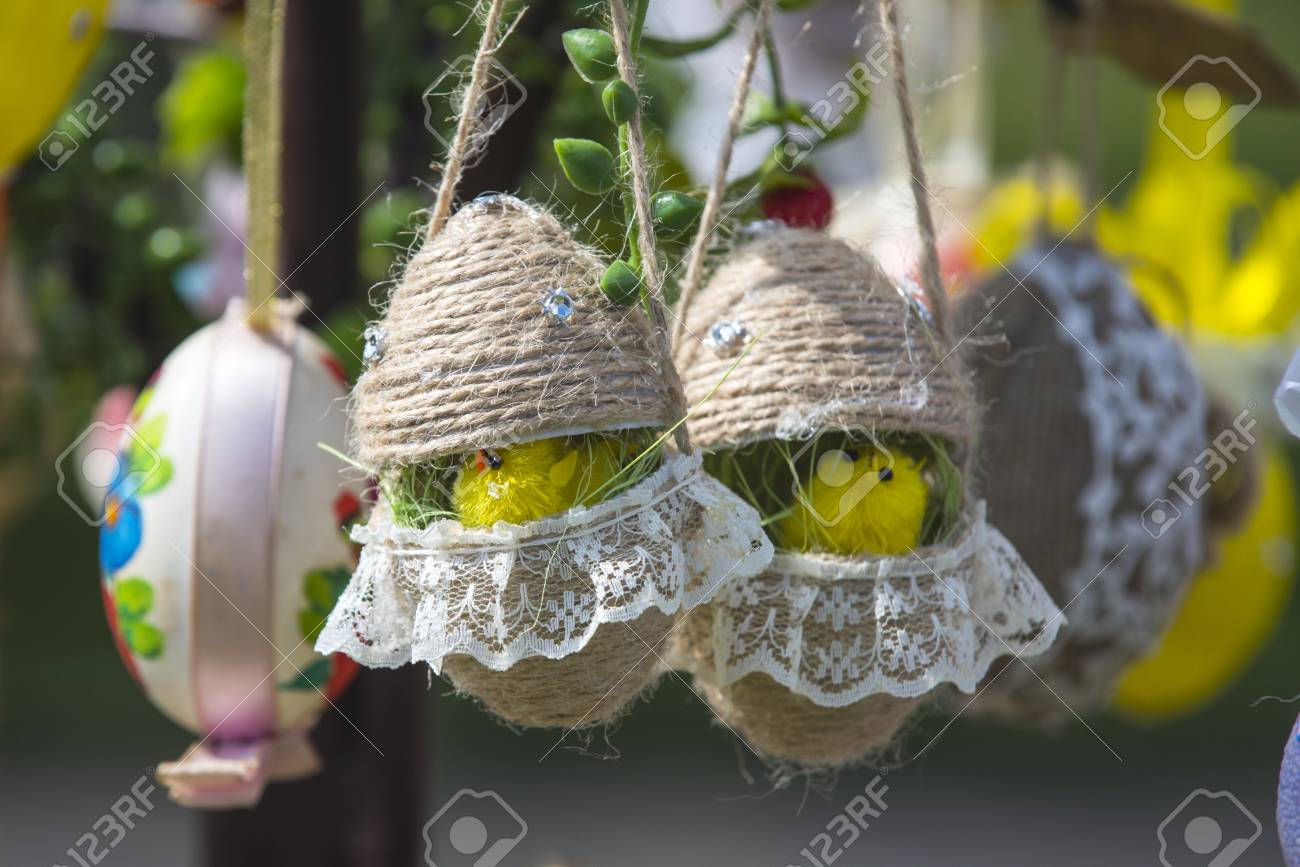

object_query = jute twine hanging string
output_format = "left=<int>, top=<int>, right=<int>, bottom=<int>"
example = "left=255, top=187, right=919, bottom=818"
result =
left=671, top=0, right=773, bottom=353
left=608, top=0, right=692, bottom=455
left=666, top=0, right=1064, bottom=770
left=878, top=0, right=949, bottom=342
left=425, top=0, right=513, bottom=241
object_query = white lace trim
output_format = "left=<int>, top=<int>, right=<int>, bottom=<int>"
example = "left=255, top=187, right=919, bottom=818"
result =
left=316, top=450, right=773, bottom=673
left=689, top=502, right=1066, bottom=706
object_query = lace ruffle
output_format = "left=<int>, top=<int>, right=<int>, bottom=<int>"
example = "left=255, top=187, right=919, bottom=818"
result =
left=685, top=502, right=1065, bottom=706
left=316, top=450, right=772, bottom=673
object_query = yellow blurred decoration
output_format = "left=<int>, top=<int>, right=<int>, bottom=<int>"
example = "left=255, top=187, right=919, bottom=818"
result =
left=1112, top=447, right=1297, bottom=721
left=1095, top=137, right=1286, bottom=336
left=0, top=0, right=110, bottom=176
left=1096, top=0, right=1300, bottom=338
left=965, top=171, right=1084, bottom=272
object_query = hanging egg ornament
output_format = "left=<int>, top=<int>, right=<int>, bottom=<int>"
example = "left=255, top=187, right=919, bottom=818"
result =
left=671, top=228, right=1063, bottom=768
left=961, top=240, right=1209, bottom=721
left=100, top=299, right=362, bottom=808
left=317, top=195, right=769, bottom=729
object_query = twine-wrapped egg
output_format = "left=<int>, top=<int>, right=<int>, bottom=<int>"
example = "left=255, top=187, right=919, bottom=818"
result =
left=672, top=228, right=1063, bottom=768
left=99, top=300, right=362, bottom=808
left=961, top=239, right=1209, bottom=720
left=318, top=195, right=769, bottom=729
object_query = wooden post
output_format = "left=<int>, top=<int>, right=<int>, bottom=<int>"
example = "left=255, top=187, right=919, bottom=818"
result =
left=202, top=2, right=426, bottom=863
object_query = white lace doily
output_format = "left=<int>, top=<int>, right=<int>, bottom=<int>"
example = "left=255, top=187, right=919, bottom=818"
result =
left=685, top=502, right=1065, bottom=706
left=316, top=450, right=772, bottom=673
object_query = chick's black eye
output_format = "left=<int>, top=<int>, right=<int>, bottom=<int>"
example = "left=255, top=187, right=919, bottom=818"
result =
left=878, top=466, right=893, bottom=482
left=483, top=450, right=503, bottom=470
left=844, top=448, right=860, bottom=462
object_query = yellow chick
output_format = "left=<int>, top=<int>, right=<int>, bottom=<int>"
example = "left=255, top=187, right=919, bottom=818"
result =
left=776, top=447, right=929, bottom=556
left=451, top=435, right=627, bottom=527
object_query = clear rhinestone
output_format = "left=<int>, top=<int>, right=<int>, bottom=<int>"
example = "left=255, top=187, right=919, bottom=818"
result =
left=736, top=219, right=785, bottom=241
left=898, top=278, right=934, bottom=327
left=362, top=324, right=387, bottom=366
left=704, top=320, right=749, bottom=356
left=542, top=288, right=575, bottom=322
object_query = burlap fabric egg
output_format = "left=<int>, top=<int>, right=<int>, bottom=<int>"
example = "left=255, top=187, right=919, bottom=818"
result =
left=317, top=195, right=770, bottom=728
left=672, top=228, right=1064, bottom=767
left=961, top=239, right=1211, bottom=721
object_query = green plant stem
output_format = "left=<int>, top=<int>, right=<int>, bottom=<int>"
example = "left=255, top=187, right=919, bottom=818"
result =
left=630, top=0, right=648, bottom=53
left=764, top=23, right=788, bottom=133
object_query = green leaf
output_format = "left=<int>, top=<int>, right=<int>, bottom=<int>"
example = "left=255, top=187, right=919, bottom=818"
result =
left=159, top=49, right=245, bottom=169
left=641, top=8, right=744, bottom=58
left=123, top=621, right=165, bottom=659
left=132, top=414, right=168, bottom=451
left=280, top=657, right=331, bottom=691
left=651, top=191, right=704, bottom=238
left=741, top=94, right=812, bottom=135
left=562, top=29, right=618, bottom=83
left=134, top=458, right=173, bottom=495
left=554, top=138, right=616, bottom=194
left=602, top=80, right=637, bottom=125
left=777, top=0, right=820, bottom=9
left=303, top=568, right=337, bottom=611
left=821, top=90, right=870, bottom=143
left=600, top=260, right=641, bottom=306
left=129, top=387, right=155, bottom=421
left=304, top=566, right=350, bottom=613
left=299, top=608, right=326, bottom=642
left=760, top=168, right=820, bottom=193
left=115, top=578, right=154, bottom=620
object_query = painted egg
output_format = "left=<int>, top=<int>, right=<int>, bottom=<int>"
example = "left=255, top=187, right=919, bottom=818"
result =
left=98, top=299, right=361, bottom=807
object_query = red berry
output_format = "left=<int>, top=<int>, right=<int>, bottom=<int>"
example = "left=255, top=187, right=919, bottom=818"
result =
left=333, top=489, right=361, bottom=527
left=760, top=171, right=833, bottom=230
